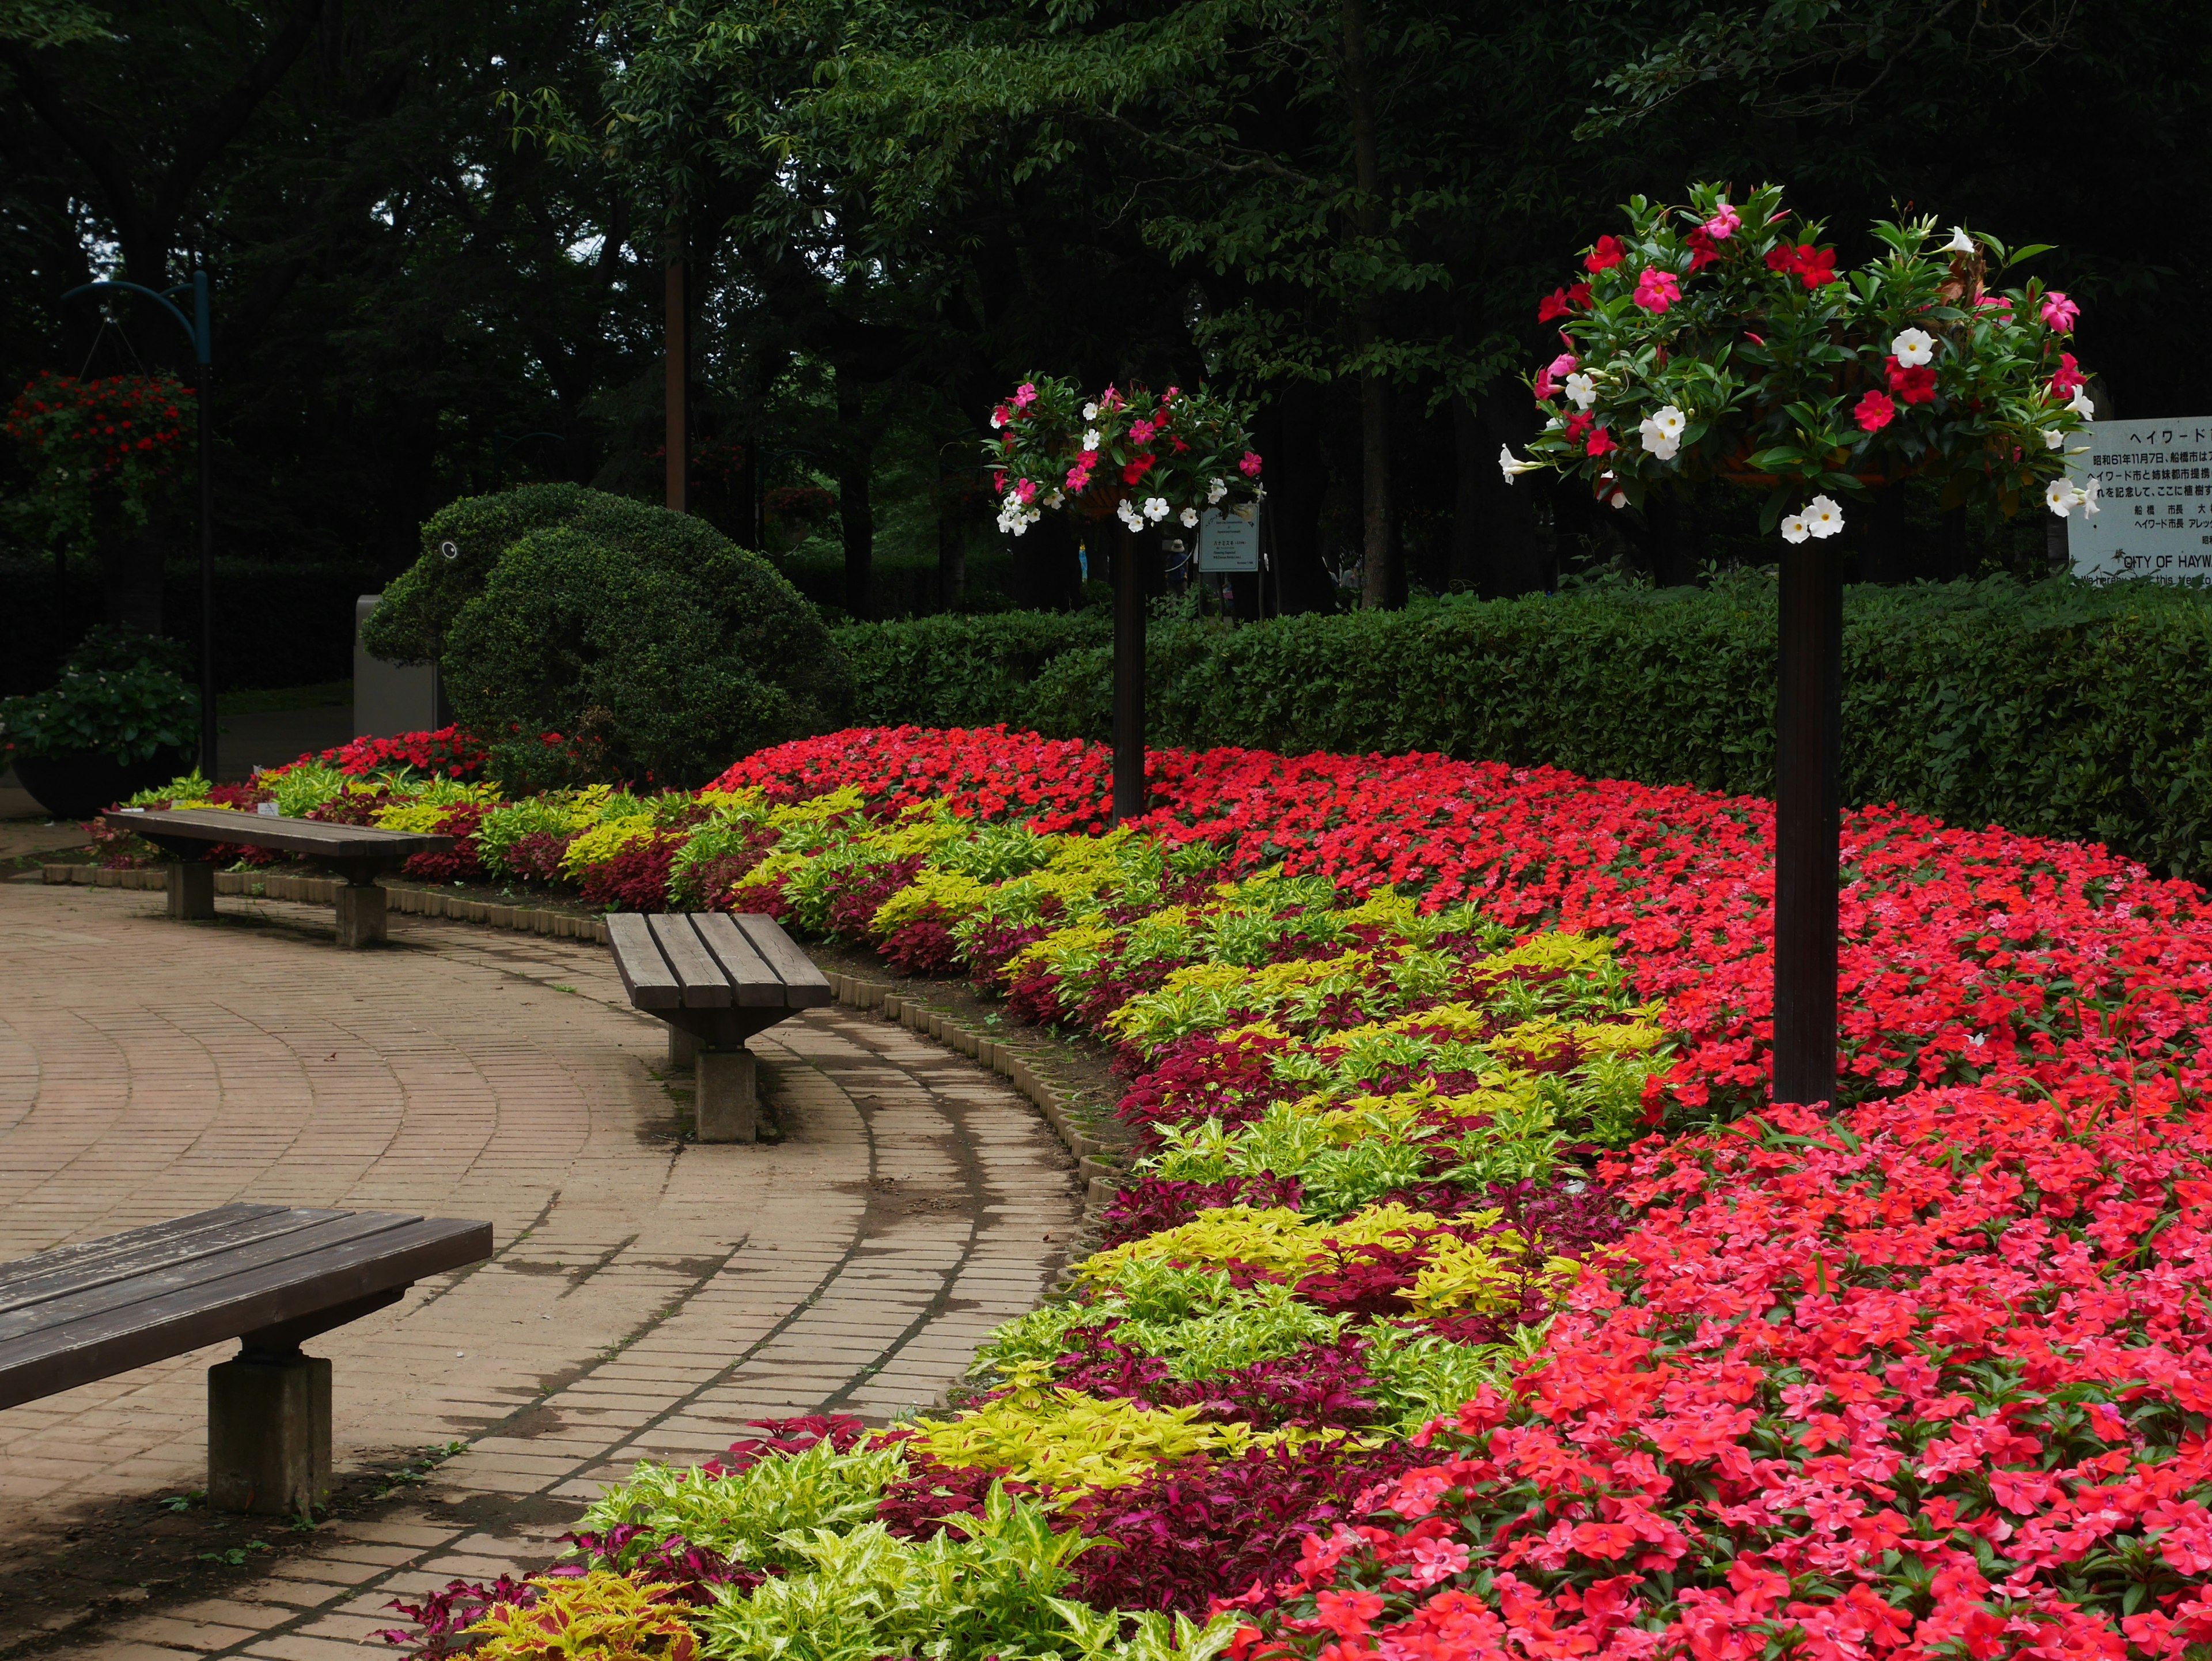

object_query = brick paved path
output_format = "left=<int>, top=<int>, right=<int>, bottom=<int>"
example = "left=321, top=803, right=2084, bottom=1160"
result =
left=0, top=880, right=1084, bottom=1657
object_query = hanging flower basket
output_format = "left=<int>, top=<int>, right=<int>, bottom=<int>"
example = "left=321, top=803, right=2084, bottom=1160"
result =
left=1499, top=183, right=2100, bottom=544
left=5, top=370, right=195, bottom=547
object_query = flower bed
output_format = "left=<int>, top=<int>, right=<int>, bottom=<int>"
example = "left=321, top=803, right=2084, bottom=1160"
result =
left=120, top=725, right=2212, bottom=1660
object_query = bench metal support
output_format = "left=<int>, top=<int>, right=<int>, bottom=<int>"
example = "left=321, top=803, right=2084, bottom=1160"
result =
left=167, top=860, right=215, bottom=921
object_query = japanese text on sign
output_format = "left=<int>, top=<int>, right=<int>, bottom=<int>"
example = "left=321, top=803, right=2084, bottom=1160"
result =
left=1198, top=506, right=1260, bottom=573
left=2066, top=418, right=2212, bottom=581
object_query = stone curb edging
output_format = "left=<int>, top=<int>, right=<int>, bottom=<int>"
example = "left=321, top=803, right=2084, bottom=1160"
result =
left=41, top=862, right=612, bottom=943
left=820, top=968, right=1126, bottom=1217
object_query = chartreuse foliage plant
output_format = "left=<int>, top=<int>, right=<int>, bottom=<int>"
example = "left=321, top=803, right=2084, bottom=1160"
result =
left=1504, top=182, right=2101, bottom=537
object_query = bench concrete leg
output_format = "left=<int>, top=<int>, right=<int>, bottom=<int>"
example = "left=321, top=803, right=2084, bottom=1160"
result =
left=335, top=881, right=387, bottom=948
left=168, top=861, right=215, bottom=921
left=668, top=1027, right=701, bottom=1070
left=696, top=1047, right=757, bottom=1142
left=208, top=1352, right=331, bottom=1516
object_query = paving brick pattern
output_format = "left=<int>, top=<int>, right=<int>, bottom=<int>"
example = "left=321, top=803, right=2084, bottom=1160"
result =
left=0, top=880, right=1084, bottom=1656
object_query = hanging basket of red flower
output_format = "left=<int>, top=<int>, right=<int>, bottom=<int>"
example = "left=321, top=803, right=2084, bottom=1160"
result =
left=1501, top=182, right=2097, bottom=543
left=5, top=370, right=196, bottom=546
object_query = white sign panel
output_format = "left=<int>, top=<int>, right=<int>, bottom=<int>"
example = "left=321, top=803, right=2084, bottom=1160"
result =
left=1198, top=506, right=1260, bottom=573
left=2066, top=418, right=2212, bottom=581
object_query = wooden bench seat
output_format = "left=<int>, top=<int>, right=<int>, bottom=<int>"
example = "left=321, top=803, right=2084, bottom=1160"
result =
left=102, top=807, right=454, bottom=947
left=0, top=1203, right=490, bottom=1515
left=605, top=912, right=832, bottom=1142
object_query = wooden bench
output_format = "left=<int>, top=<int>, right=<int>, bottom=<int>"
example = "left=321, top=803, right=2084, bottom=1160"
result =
left=605, top=912, right=833, bottom=1142
left=0, top=1203, right=490, bottom=1516
left=102, top=807, right=455, bottom=947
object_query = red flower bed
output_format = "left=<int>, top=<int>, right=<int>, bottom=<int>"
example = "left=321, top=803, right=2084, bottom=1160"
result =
left=290, top=725, right=490, bottom=781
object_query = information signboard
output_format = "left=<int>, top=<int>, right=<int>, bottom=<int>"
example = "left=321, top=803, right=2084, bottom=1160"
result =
left=1198, top=506, right=1260, bottom=573
left=2065, top=417, right=2212, bottom=580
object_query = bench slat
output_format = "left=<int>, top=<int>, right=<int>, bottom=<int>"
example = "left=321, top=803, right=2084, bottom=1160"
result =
left=0, top=1216, right=491, bottom=1410
left=646, top=914, right=735, bottom=1009
left=694, top=913, right=786, bottom=1008
left=734, top=915, right=834, bottom=1008
left=103, top=809, right=451, bottom=862
left=604, top=913, right=682, bottom=1009
left=0, top=1212, right=434, bottom=1342
left=0, top=1204, right=339, bottom=1316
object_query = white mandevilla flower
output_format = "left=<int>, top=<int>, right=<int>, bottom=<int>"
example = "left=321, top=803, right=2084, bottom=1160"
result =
left=1083, top=402, right=1100, bottom=421
left=1564, top=372, right=1597, bottom=410
left=2045, top=478, right=2084, bottom=517
left=1891, top=328, right=1936, bottom=368
left=1780, top=514, right=1810, bottom=544
left=1082, top=429, right=1101, bottom=450
left=1116, top=499, right=1144, bottom=531
left=2044, top=427, right=2065, bottom=449
left=989, top=410, right=1005, bottom=429
left=1498, top=445, right=1544, bottom=483
left=1206, top=477, right=1228, bottom=504
left=1805, top=495, right=1845, bottom=538
left=1638, top=404, right=1687, bottom=461
left=2082, top=475, right=2101, bottom=514
left=1943, top=225, right=1976, bottom=253
left=2069, top=387, right=2096, bottom=420
left=1046, top=490, right=1065, bottom=509
left=1609, top=491, right=1628, bottom=509
left=1179, top=507, right=1199, bottom=528
left=1143, top=497, right=1171, bottom=523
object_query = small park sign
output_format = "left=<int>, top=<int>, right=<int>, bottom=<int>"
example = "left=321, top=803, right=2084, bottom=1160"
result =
left=2066, top=418, right=2212, bottom=581
left=1198, top=505, right=1260, bottom=572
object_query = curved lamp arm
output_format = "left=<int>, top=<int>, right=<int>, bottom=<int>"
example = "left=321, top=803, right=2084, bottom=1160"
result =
left=60, top=273, right=211, bottom=365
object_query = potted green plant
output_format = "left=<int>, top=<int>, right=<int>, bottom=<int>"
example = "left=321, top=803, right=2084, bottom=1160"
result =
left=1, top=629, right=200, bottom=818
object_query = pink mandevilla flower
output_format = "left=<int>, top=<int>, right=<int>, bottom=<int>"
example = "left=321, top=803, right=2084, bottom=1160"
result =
left=1130, top=419, right=1156, bottom=443
left=1013, top=381, right=1038, bottom=408
left=2041, top=292, right=2080, bottom=331
left=1703, top=202, right=1741, bottom=240
left=1634, top=269, right=1682, bottom=314
left=1240, top=451, right=1263, bottom=478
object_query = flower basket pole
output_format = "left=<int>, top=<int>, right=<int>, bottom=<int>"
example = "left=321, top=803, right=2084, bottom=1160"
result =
left=986, top=376, right=1263, bottom=827
left=1503, top=188, right=2099, bottom=1108
left=61, top=270, right=218, bottom=780
left=1111, top=521, right=1148, bottom=823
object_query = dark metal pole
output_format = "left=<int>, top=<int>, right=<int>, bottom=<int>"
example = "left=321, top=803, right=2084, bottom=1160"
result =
left=664, top=230, right=687, bottom=514
left=1772, top=540, right=1842, bottom=1106
left=1112, top=523, right=1147, bottom=823
left=192, top=270, right=217, bottom=783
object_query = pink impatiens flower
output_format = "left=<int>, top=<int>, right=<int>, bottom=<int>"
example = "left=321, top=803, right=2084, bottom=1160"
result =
left=1854, top=390, right=1896, bottom=432
left=1239, top=450, right=1263, bottom=478
left=1014, top=478, right=1037, bottom=504
left=1013, top=381, right=1038, bottom=408
left=1634, top=268, right=1682, bottom=313
left=1130, top=419, right=1156, bottom=443
left=2041, top=291, right=2080, bottom=331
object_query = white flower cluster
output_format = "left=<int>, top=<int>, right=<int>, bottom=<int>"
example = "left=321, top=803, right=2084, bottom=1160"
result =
left=997, top=491, right=1041, bottom=536
left=1638, top=404, right=1687, bottom=461
left=1115, top=495, right=1173, bottom=531
left=1780, top=495, right=1846, bottom=543
left=2046, top=476, right=2102, bottom=517
left=1207, top=476, right=1229, bottom=504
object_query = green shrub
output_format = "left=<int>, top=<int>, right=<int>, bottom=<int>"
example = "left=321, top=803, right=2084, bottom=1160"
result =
left=0, top=623, right=202, bottom=764
left=366, top=486, right=853, bottom=788
left=854, top=576, right=2212, bottom=881
left=833, top=611, right=1110, bottom=730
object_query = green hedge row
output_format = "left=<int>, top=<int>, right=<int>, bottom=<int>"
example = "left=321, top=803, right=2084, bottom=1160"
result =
left=834, top=610, right=1109, bottom=729
left=838, top=577, right=2212, bottom=882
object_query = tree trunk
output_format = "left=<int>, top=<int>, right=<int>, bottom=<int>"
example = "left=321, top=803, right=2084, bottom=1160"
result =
left=1454, top=396, right=1544, bottom=597
left=1343, top=0, right=1395, bottom=611
left=836, top=368, right=873, bottom=620
left=937, top=472, right=967, bottom=611
left=1112, top=523, right=1148, bottom=823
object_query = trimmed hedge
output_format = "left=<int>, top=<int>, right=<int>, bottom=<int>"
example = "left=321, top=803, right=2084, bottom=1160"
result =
left=833, top=610, right=1110, bottom=729
left=366, top=486, right=852, bottom=789
left=851, top=577, right=2212, bottom=882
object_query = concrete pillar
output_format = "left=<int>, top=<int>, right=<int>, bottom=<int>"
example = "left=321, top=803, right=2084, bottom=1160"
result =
left=334, top=882, right=387, bottom=948
left=667, top=1027, right=701, bottom=1070
left=696, top=1047, right=757, bottom=1142
left=168, top=861, right=215, bottom=921
left=208, top=1353, right=331, bottom=1516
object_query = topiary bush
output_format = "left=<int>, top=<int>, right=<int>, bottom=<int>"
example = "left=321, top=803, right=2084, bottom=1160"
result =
left=363, top=486, right=851, bottom=788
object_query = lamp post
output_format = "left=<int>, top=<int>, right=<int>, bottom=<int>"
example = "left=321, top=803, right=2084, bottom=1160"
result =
left=61, top=270, right=217, bottom=782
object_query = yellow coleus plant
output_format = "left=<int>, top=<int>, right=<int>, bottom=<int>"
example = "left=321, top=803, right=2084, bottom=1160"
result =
left=1079, top=1202, right=1448, bottom=1284
left=905, top=1372, right=1338, bottom=1493
left=467, top=1571, right=696, bottom=1660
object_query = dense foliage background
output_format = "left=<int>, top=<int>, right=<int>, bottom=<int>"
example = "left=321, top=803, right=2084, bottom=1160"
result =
left=3, top=0, right=2206, bottom=695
